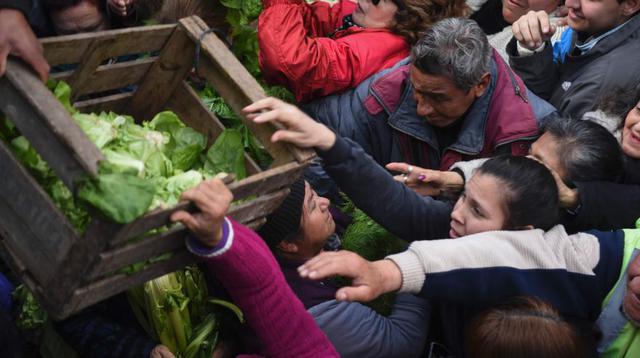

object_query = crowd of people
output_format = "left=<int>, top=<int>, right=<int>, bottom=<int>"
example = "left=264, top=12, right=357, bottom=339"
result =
left=2, top=0, right=640, bottom=357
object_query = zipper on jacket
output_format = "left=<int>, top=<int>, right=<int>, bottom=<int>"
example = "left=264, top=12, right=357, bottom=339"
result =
left=506, top=68, right=528, bottom=103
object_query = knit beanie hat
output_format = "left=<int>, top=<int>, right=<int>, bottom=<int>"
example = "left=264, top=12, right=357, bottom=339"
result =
left=258, top=178, right=306, bottom=248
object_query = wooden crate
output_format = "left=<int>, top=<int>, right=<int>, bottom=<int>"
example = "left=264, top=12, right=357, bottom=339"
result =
left=0, top=16, right=314, bottom=319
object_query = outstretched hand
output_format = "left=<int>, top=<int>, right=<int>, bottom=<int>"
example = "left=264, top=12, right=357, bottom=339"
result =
left=242, top=97, right=336, bottom=150
left=298, top=251, right=402, bottom=302
left=0, top=9, right=49, bottom=81
left=386, top=162, right=464, bottom=197
left=170, top=178, right=233, bottom=247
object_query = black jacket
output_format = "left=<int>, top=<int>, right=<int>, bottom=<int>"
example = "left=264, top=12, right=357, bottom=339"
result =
left=508, top=14, right=640, bottom=119
left=564, top=157, right=640, bottom=232
left=0, top=0, right=31, bottom=13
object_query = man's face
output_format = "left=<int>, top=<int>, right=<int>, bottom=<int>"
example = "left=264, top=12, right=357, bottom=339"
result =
left=410, top=65, right=484, bottom=128
left=565, top=0, right=635, bottom=34
left=528, top=132, right=567, bottom=180
left=51, top=0, right=108, bottom=35
left=502, top=0, right=560, bottom=24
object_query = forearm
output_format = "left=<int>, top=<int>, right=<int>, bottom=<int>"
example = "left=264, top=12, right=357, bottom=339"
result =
left=386, top=227, right=606, bottom=311
left=0, top=0, right=32, bottom=14
left=319, top=136, right=452, bottom=241
left=565, top=182, right=640, bottom=232
left=507, top=38, right=559, bottom=100
left=188, top=219, right=338, bottom=357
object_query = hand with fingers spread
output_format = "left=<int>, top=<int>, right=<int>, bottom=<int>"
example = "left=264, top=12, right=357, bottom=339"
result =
left=0, top=9, right=50, bottom=81
left=624, top=255, right=640, bottom=326
left=298, top=251, right=402, bottom=302
left=170, top=179, right=233, bottom=247
left=512, top=10, right=556, bottom=51
left=242, top=97, right=336, bottom=150
left=386, top=162, right=464, bottom=197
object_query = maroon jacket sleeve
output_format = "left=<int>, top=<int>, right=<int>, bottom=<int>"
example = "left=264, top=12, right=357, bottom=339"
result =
left=201, top=219, right=338, bottom=358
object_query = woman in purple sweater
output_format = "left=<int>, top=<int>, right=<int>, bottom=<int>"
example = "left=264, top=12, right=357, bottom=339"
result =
left=170, top=179, right=338, bottom=358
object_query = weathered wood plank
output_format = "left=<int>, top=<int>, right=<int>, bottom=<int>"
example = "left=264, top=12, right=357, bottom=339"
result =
left=228, top=188, right=289, bottom=223
left=73, top=92, right=133, bottom=114
left=0, top=141, right=77, bottom=285
left=60, top=250, right=195, bottom=319
left=0, top=59, right=104, bottom=189
left=43, top=219, right=122, bottom=309
left=167, top=81, right=261, bottom=175
left=227, top=161, right=306, bottom=200
left=90, top=227, right=188, bottom=280
left=42, top=24, right=174, bottom=66
left=180, top=17, right=315, bottom=166
left=52, top=58, right=156, bottom=97
left=128, top=26, right=195, bottom=121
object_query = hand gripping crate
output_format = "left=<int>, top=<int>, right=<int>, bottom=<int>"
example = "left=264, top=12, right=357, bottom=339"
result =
left=0, top=16, right=315, bottom=319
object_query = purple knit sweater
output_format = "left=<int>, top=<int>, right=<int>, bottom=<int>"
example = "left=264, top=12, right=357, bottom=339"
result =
left=187, top=218, right=338, bottom=358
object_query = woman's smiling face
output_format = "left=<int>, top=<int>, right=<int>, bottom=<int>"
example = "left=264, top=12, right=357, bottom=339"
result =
left=449, top=173, right=509, bottom=238
left=622, top=100, right=640, bottom=159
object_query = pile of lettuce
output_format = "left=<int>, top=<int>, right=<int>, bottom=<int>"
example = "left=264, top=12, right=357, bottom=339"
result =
left=1, top=80, right=249, bottom=231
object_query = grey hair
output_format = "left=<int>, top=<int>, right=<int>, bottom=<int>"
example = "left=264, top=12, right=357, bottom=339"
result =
left=411, top=18, right=491, bottom=92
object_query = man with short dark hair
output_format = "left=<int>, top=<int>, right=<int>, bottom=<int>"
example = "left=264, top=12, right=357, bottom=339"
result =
left=508, top=0, right=640, bottom=118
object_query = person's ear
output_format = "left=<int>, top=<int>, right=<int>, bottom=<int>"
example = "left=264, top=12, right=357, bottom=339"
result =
left=276, top=241, right=299, bottom=254
left=472, top=73, right=491, bottom=98
left=622, top=0, right=640, bottom=17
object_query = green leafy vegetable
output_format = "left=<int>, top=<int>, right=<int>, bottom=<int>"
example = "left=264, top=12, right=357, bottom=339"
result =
left=203, top=129, right=246, bottom=180
left=78, top=167, right=156, bottom=224
left=13, top=285, right=48, bottom=330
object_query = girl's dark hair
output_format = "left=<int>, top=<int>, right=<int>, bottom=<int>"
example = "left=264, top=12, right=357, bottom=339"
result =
left=543, top=118, right=623, bottom=183
left=476, top=156, right=559, bottom=230
left=390, top=0, right=469, bottom=45
left=597, top=83, right=640, bottom=123
left=466, top=296, right=583, bottom=358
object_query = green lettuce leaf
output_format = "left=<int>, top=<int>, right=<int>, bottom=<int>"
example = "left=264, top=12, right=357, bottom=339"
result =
left=203, top=129, right=246, bottom=179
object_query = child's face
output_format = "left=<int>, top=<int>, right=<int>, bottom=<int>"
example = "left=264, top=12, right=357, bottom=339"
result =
left=297, top=182, right=335, bottom=258
left=449, top=173, right=508, bottom=238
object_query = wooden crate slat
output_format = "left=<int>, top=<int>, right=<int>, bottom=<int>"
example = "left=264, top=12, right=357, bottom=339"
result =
left=0, top=60, right=104, bottom=189
left=60, top=250, right=195, bottom=319
left=108, top=161, right=305, bottom=247
left=73, top=92, right=133, bottom=114
left=42, top=24, right=175, bottom=66
left=0, top=141, right=77, bottom=285
left=90, top=227, right=187, bottom=280
left=43, top=219, right=122, bottom=308
left=128, top=26, right=196, bottom=121
left=227, top=161, right=306, bottom=200
left=179, top=17, right=315, bottom=166
left=228, top=188, right=289, bottom=223
left=167, top=80, right=261, bottom=175
left=51, top=58, right=156, bottom=97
